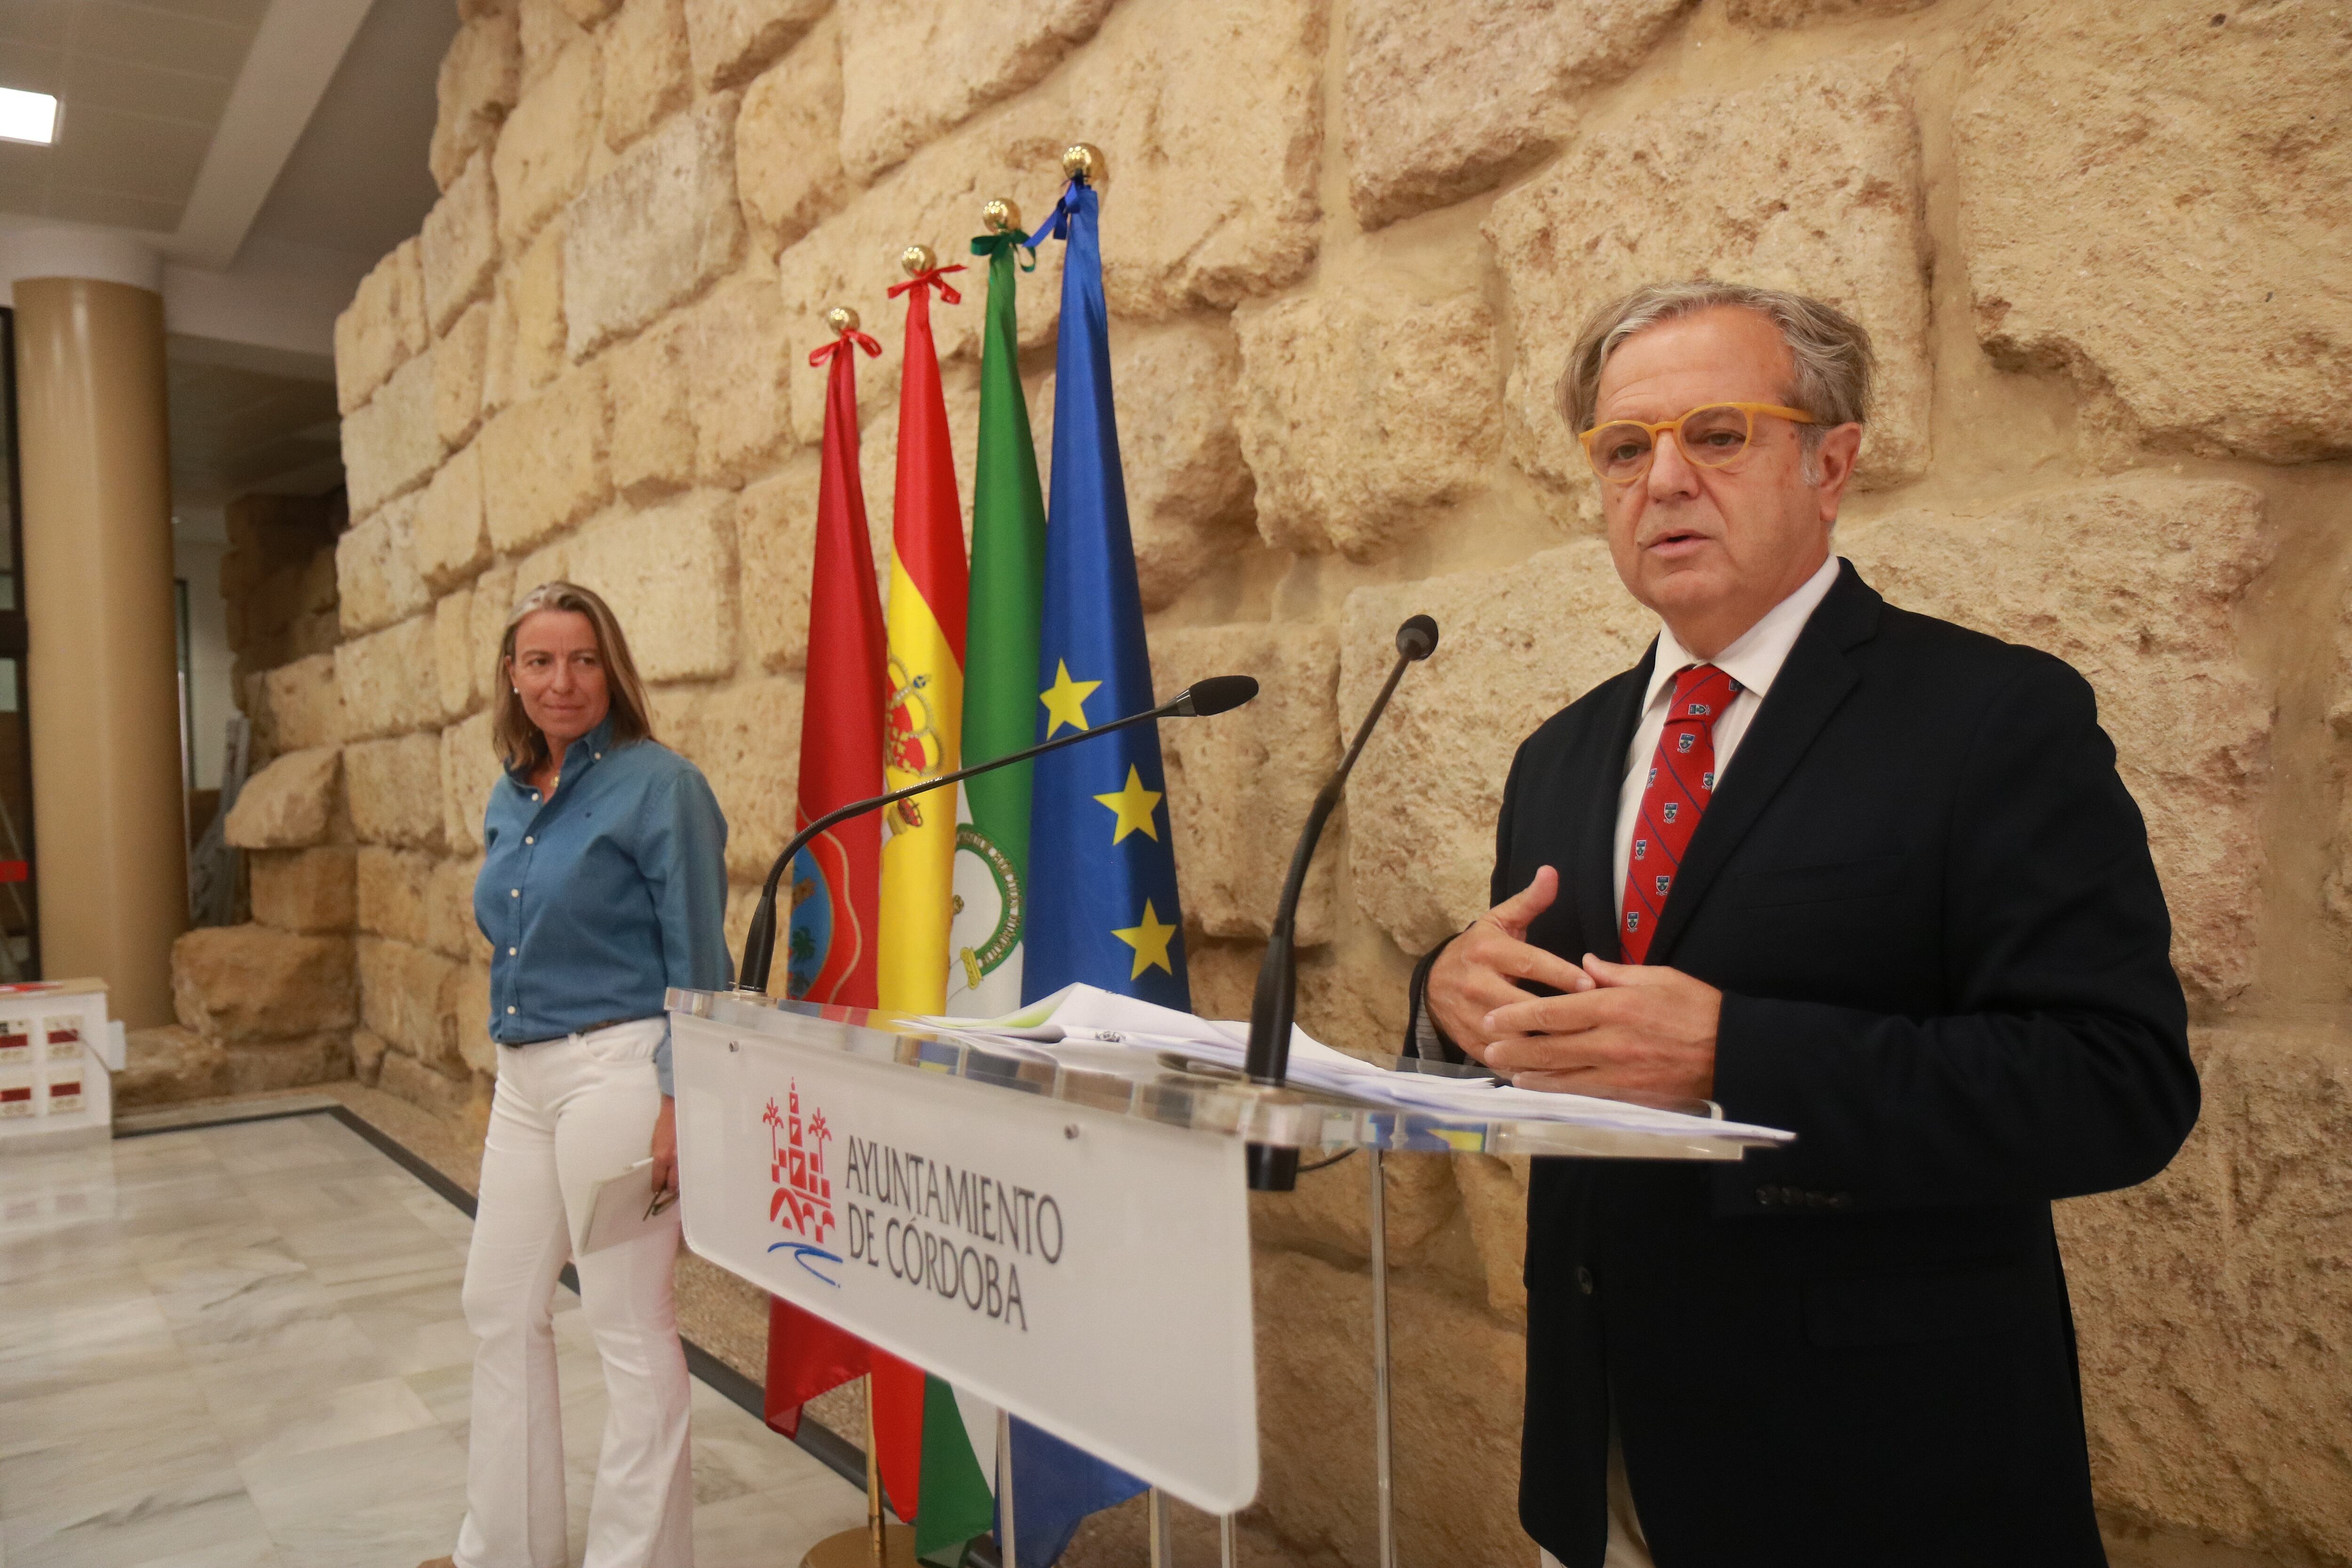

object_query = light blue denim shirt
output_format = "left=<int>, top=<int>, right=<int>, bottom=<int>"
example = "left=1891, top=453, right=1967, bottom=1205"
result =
left=475, top=713, right=732, bottom=1095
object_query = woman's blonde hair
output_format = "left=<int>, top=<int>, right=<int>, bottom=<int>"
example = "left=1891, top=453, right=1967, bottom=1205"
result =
left=492, top=581, right=655, bottom=771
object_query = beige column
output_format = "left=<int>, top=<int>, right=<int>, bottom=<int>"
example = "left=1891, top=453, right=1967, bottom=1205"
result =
left=13, top=274, right=186, bottom=1026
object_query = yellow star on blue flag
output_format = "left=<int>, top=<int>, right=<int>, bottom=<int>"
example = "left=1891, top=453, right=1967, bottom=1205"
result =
left=1110, top=900, right=1178, bottom=979
left=1091, top=766, right=1162, bottom=844
left=1039, top=660, right=1100, bottom=737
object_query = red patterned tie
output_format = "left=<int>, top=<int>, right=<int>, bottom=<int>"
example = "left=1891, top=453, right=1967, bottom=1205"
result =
left=1620, top=664, right=1741, bottom=964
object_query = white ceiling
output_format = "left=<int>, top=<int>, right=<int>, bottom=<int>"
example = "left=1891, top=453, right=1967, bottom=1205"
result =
left=0, top=0, right=455, bottom=506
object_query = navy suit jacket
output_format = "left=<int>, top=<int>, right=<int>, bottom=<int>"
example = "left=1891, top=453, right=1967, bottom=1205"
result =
left=1406, top=561, right=2197, bottom=1567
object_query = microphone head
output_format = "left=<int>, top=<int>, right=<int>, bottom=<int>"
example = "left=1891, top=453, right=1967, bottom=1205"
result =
left=1174, top=675, right=1259, bottom=717
left=1396, top=614, right=1439, bottom=661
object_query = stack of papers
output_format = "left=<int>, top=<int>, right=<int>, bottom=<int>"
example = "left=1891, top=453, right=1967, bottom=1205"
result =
left=913, top=985, right=1790, bottom=1145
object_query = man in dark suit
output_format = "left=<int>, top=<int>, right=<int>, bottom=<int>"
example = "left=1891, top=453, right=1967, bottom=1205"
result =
left=1409, top=282, right=2199, bottom=1568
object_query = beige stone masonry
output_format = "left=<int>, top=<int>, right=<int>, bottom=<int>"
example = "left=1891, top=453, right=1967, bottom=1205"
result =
left=558, top=0, right=620, bottom=31
left=482, top=365, right=612, bottom=554
left=434, top=587, right=477, bottom=722
left=521, top=0, right=591, bottom=87
left=1955, top=0, right=2352, bottom=462
left=337, top=615, right=442, bottom=740
left=601, top=0, right=693, bottom=151
left=1487, top=50, right=1931, bottom=512
left=733, top=14, right=844, bottom=256
left=735, top=453, right=819, bottom=672
left=771, top=125, right=1065, bottom=446
left=443, top=710, right=505, bottom=854
left=684, top=0, right=825, bottom=90
left=359, top=935, right=464, bottom=1068
left=1725, top=0, right=1935, bottom=21
left=1343, top=540, right=1655, bottom=951
left=435, top=303, right=492, bottom=451
left=495, top=38, right=602, bottom=249
left=669, top=674, right=801, bottom=881
left=1344, top=0, right=1685, bottom=229
left=469, top=564, right=520, bottom=705
left=260, top=654, right=346, bottom=752
left=343, top=349, right=444, bottom=520
left=336, top=493, right=431, bottom=636
left=1153, top=623, right=1338, bottom=943
left=434, top=858, right=491, bottom=964
left=416, top=441, right=493, bottom=592
left=346, top=733, right=452, bottom=852
left=1031, top=321, right=1253, bottom=610
left=2057, top=1024, right=2352, bottom=1560
left=1843, top=478, right=2273, bottom=1005
left=379, top=1048, right=477, bottom=1116
left=608, top=316, right=698, bottom=501
left=567, top=490, right=739, bottom=682
left=1455, top=1153, right=1531, bottom=1321
left=173, top=926, right=358, bottom=1040
left=837, top=0, right=1112, bottom=183
left=432, top=10, right=521, bottom=191
left=249, top=847, right=358, bottom=934
left=687, top=272, right=793, bottom=483
left=422, top=150, right=501, bottom=334
left=225, top=747, right=345, bottom=850
left=565, top=93, right=744, bottom=360
left=334, top=239, right=429, bottom=416
left=517, top=218, right=571, bottom=391
left=1237, top=291, right=1497, bottom=560
left=357, top=845, right=440, bottom=951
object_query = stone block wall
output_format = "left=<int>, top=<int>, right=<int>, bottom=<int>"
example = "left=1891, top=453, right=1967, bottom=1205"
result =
left=307, top=0, right=2352, bottom=1561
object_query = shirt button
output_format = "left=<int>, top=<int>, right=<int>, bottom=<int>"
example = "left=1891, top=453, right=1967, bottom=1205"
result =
left=508, top=946, right=516, bottom=956
left=506, top=1006, right=516, bottom=1015
left=524, top=836, right=534, bottom=845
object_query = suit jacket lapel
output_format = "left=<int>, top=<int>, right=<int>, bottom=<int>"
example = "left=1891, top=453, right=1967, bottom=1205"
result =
left=1571, top=642, right=1655, bottom=965
left=1645, top=561, right=1883, bottom=966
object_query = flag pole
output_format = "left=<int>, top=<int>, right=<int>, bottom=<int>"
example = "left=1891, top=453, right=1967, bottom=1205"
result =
left=799, top=1374, right=913, bottom=1567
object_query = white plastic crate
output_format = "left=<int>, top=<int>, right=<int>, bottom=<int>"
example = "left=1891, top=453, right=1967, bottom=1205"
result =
left=0, top=979, right=112, bottom=1144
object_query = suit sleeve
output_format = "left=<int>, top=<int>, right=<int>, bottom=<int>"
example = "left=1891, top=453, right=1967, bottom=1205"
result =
left=1710, top=655, right=2198, bottom=1207
left=1401, top=742, right=1529, bottom=1064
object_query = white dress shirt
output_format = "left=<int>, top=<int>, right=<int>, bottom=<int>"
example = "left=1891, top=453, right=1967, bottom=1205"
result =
left=1610, top=554, right=1842, bottom=909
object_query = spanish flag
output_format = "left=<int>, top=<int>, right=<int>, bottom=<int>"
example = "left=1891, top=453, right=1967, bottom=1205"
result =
left=877, top=258, right=970, bottom=1015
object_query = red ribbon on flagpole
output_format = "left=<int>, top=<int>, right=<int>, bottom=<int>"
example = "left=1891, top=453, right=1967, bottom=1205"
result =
left=887, top=263, right=967, bottom=306
left=809, top=327, right=882, bottom=366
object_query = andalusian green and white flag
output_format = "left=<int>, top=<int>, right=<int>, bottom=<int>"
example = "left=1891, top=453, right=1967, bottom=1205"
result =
left=946, top=220, right=1046, bottom=1016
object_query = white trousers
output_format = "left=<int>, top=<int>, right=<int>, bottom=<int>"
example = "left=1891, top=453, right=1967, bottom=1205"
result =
left=455, top=1021, right=693, bottom=1568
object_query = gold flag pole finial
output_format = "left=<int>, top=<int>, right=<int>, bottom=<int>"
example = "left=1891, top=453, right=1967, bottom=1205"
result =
left=900, top=244, right=938, bottom=278
left=824, top=305, right=860, bottom=336
left=983, top=198, right=1022, bottom=234
left=1061, top=143, right=1107, bottom=190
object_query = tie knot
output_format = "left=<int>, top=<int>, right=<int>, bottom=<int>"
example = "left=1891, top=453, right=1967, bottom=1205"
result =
left=1668, top=663, right=1740, bottom=725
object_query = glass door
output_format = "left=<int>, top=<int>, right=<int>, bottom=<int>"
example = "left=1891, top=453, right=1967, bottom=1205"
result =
left=0, top=308, right=39, bottom=979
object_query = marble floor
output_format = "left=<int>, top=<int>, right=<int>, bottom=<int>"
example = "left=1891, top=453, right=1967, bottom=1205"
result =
left=0, top=1112, right=868, bottom=1567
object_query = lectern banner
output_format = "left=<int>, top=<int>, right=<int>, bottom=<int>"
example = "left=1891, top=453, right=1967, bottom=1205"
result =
left=671, top=1008, right=1258, bottom=1514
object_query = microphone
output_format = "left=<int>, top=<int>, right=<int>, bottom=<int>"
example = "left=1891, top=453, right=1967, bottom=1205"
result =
left=1243, top=614, right=1438, bottom=1192
left=738, top=675, right=1262, bottom=995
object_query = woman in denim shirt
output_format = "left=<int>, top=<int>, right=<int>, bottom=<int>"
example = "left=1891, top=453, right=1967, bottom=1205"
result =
left=423, top=581, right=730, bottom=1568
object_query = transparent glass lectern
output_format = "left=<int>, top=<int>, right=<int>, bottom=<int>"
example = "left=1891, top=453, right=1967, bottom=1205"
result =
left=669, top=987, right=1788, bottom=1568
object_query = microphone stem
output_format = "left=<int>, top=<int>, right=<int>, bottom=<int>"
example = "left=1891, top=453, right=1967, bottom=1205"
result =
left=1244, top=646, right=1417, bottom=1087
left=739, top=695, right=1187, bottom=996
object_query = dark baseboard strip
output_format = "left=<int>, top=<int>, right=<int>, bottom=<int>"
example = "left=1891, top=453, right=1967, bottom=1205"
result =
left=115, top=1098, right=875, bottom=1499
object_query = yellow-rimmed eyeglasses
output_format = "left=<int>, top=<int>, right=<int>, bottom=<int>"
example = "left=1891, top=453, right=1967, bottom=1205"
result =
left=1580, top=402, right=1816, bottom=484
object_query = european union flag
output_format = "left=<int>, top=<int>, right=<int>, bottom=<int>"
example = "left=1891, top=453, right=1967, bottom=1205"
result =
left=1005, top=172, right=1166, bottom=1568
left=1021, top=178, right=1189, bottom=1015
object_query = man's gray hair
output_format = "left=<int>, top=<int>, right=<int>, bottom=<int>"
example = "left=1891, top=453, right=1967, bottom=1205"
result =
left=1557, top=280, right=1876, bottom=449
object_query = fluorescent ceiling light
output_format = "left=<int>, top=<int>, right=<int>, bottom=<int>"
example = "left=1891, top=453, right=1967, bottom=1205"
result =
left=0, top=89, right=57, bottom=146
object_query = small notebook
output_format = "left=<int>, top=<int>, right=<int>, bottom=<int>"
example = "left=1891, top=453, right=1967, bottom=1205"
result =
left=576, top=1157, right=678, bottom=1255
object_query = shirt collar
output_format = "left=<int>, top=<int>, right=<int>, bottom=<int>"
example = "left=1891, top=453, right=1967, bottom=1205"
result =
left=505, top=709, right=620, bottom=788
left=1641, top=555, right=1843, bottom=715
